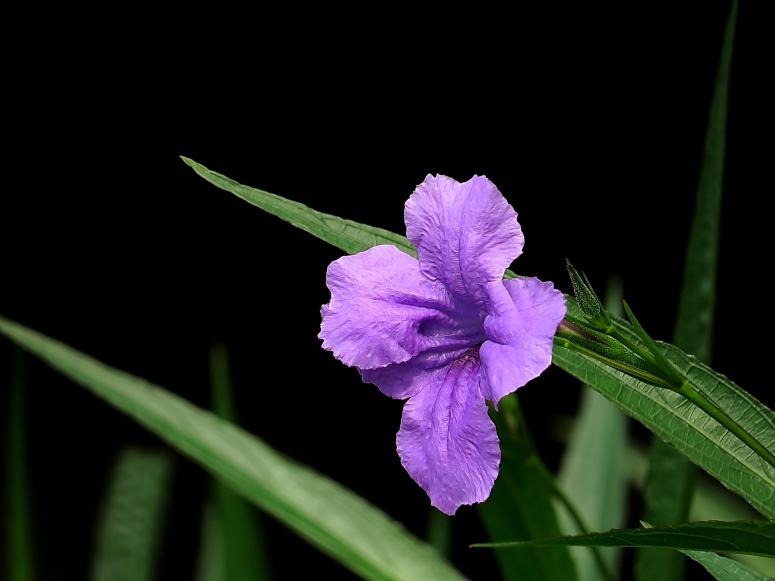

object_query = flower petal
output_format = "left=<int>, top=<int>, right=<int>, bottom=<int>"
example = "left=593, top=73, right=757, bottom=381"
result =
left=360, top=347, right=467, bottom=399
left=405, top=174, right=523, bottom=306
left=479, top=278, right=566, bottom=406
left=397, top=350, right=500, bottom=515
left=320, top=244, right=461, bottom=370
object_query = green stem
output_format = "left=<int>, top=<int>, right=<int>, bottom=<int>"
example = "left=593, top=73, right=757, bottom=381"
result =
left=554, top=336, right=673, bottom=389
left=535, top=464, right=615, bottom=581
left=603, top=321, right=682, bottom=386
left=608, top=327, right=655, bottom=366
left=620, top=302, right=686, bottom=386
left=678, top=381, right=775, bottom=470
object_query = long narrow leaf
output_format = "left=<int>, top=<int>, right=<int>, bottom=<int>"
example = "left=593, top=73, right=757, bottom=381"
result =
left=479, top=397, right=579, bottom=581
left=184, top=158, right=775, bottom=520
left=181, top=156, right=523, bottom=278
left=181, top=157, right=416, bottom=258
left=90, top=447, right=173, bottom=581
left=627, top=445, right=775, bottom=576
left=636, top=444, right=696, bottom=579
left=558, top=281, right=627, bottom=581
left=672, top=4, right=736, bottom=359
left=691, top=479, right=775, bottom=577
left=0, top=315, right=466, bottom=581
left=680, top=549, right=771, bottom=581
left=196, top=503, right=224, bottom=581
left=636, top=4, right=738, bottom=580
left=472, top=521, right=775, bottom=557
left=426, top=510, right=451, bottom=559
left=554, top=320, right=775, bottom=520
left=207, top=344, right=270, bottom=581
left=5, top=348, right=33, bottom=581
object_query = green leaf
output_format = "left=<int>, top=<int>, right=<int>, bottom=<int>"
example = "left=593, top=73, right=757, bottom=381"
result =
left=181, top=156, right=416, bottom=258
left=479, top=397, right=579, bottom=581
left=673, top=1, right=737, bottom=361
left=559, top=280, right=627, bottom=581
left=637, top=4, right=738, bottom=580
left=691, top=478, right=775, bottom=577
left=91, top=447, right=173, bottom=581
left=426, top=510, right=452, bottom=559
left=184, top=157, right=775, bottom=519
left=692, top=477, right=763, bottom=523
left=196, top=502, right=223, bottom=581
left=635, top=442, right=696, bottom=580
left=681, top=550, right=771, bottom=581
left=554, top=303, right=775, bottom=521
left=624, top=444, right=775, bottom=576
left=180, top=156, right=524, bottom=279
left=205, top=344, right=270, bottom=581
left=0, top=315, right=466, bottom=581
left=472, top=521, right=775, bottom=557
left=5, top=348, right=34, bottom=581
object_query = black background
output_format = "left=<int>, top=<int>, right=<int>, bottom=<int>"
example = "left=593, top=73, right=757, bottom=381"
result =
left=1, top=2, right=769, bottom=579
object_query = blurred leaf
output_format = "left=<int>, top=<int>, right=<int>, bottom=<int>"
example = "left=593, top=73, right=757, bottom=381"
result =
left=0, top=316, right=466, bottom=581
left=5, top=348, right=33, bottom=581
left=692, top=478, right=761, bottom=523
left=636, top=444, right=696, bottom=579
left=473, top=520, right=775, bottom=556
left=558, top=280, right=627, bottom=581
left=681, top=550, right=771, bottom=581
left=625, top=444, right=775, bottom=576
left=691, top=478, right=775, bottom=577
left=479, top=397, right=579, bottom=581
left=426, top=510, right=451, bottom=559
left=197, top=503, right=224, bottom=581
left=184, top=157, right=775, bottom=520
left=90, top=447, right=173, bottom=581
left=672, top=3, right=736, bottom=362
left=204, top=344, right=270, bottom=581
left=636, top=4, right=738, bottom=579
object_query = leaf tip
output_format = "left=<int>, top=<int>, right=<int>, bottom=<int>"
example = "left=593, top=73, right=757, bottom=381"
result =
left=179, top=156, right=198, bottom=169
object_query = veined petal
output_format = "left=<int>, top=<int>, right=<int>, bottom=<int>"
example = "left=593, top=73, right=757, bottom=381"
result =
left=397, top=350, right=500, bottom=515
left=320, top=244, right=459, bottom=370
left=405, top=174, right=523, bottom=306
left=360, top=347, right=468, bottom=400
left=480, top=278, right=566, bottom=407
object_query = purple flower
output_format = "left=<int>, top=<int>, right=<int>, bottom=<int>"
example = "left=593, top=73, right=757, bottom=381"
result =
left=319, top=175, right=566, bottom=515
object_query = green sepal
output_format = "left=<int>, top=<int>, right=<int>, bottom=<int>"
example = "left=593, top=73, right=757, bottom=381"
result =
left=554, top=336, right=673, bottom=389
left=566, top=260, right=609, bottom=329
left=622, top=302, right=685, bottom=387
left=562, top=317, right=653, bottom=368
left=556, top=330, right=646, bottom=370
